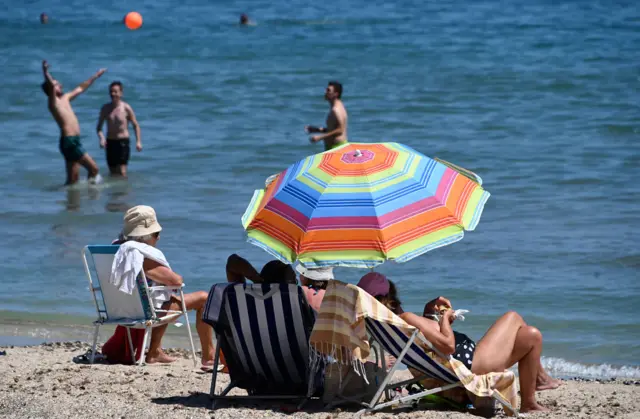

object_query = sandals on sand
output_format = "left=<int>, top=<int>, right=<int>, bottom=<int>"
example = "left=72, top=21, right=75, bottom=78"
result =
left=200, top=363, right=226, bottom=373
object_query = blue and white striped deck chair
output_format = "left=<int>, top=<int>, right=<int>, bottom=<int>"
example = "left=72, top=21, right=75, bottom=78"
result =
left=203, top=283, right=319, bottom=408
left=82, top=245, right=197, bottom=366
left=359, top=318, right=519, bottom=417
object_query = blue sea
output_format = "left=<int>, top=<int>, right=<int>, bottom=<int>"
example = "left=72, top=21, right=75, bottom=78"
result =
left=1, top=0, right=638, bottom=379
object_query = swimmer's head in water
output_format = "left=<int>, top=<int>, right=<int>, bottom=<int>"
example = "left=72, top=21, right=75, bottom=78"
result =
left=240, top=14, right=249, bottom=25
left=40, top=13, right=48, bottom=24
left=42, top=79, right=63, bottom=97
left=109, top=81, right=123, bottom=102
left=325, top=81, right=342, bottom=100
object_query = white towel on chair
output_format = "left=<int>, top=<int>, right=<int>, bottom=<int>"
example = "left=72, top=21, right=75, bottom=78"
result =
left=110, top=241, right=172, bottom=298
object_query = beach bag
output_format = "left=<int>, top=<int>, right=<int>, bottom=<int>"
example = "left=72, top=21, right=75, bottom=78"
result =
left=101, top=326, right=145, bottom=364
left=322, top=361, right=382, bottom=404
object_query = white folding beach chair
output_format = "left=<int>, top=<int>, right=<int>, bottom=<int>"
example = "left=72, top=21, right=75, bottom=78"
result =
left=82, top=245, right=197, bottom=366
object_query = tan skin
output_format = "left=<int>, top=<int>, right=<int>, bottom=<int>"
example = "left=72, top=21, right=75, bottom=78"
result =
left=298, top=275, right=326, bottom=312
left=225, top=254, right=297, bottom=285
left=225, top=254, right=263, bottom=283
left=305, top=84, right=348, bottom=150
left=140, top=234, right=214, bottom=366
left=96, top=84, right=142, bottom=177
left=42, top=60, right=105, bottom=185
left=399, top=296, right=560, bottom=413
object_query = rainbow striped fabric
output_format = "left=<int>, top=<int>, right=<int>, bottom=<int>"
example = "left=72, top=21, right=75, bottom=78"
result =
left=242, top=142, right=490, bottom=268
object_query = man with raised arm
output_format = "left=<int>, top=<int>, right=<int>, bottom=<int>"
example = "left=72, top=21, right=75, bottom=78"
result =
left=41, top=60, right=106, bottom=185
left=305, top=81, right=348, bottom=151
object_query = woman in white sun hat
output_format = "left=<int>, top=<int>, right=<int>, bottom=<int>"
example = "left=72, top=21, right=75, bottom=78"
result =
left=115, top=205, right=215, bottom=370
left=296, top=265, right=334, bottom=312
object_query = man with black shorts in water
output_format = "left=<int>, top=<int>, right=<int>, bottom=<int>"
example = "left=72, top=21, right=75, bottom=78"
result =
left=96, top=81, right=142, bottom=177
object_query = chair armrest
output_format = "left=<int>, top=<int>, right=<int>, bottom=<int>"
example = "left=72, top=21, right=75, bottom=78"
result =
left=148, top=284, right=185, bottom=291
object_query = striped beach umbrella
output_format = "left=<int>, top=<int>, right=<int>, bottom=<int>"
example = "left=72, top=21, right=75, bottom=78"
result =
left=241, top=142, right=490, bottom=268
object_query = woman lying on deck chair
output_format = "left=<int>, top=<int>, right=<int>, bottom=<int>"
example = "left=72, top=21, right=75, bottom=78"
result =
left=114, top=205, right=215, bottom=370
left=357, top=272, right=560, bottom=414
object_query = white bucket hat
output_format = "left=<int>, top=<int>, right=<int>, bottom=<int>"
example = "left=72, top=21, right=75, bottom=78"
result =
left=123, top=205, right=162, bottom=237
left=295, top=264, right=334, bottom=281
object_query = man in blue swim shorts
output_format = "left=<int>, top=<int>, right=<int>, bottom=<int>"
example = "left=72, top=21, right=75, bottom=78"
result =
left=41, top=60, right=105, bottom=185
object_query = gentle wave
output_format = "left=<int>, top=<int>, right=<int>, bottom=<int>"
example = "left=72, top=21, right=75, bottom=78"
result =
left=596, top=254, right=640, bottom=268
left=542, top=357, right=640, bottom=379
left=604, top=124, right=639, bottom=135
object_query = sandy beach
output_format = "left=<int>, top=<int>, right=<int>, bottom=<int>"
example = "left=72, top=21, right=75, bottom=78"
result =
left=1, top=342, right=638, bottom=419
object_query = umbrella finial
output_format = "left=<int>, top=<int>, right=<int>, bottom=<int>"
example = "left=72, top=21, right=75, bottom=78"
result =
left=354, top=149, right=363, bottom=157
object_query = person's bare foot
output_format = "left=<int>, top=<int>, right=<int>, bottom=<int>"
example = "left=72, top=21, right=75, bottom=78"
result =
left=537, top=374, right=562, bottom=391
left=146, top=350, right=177, bottom=364
left=521, top=402, right=550, bottom=413
left=537, top=377, right=562, bottom=391
left=201, top=359, right=221, bottom=372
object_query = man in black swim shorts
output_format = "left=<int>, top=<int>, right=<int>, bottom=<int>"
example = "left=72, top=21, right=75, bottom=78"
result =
left=96, top=81, right=142, bottom=177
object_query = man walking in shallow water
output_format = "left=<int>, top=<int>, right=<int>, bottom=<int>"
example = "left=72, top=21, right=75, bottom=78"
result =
left=96, top=81, right=142, bottom=178
left=305, top=81, right=348, bottom=151
left=41, top=60, right=105, bottom=185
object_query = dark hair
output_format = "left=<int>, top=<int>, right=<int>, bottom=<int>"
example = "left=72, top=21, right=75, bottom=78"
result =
left=41, top=81, right=52, bottom=96
left=112, top=230, right=159, bottom=245
left=375, top=280, right=402, bottom=315
left=307, top=279, right=328, bottom=290
left=260, top=260, right=297, bottom=285
left=110, top=81, right=123, bottom=90
left=328, top=81, right=343, bottom=98
left=240, top=14, right=249, bottom=24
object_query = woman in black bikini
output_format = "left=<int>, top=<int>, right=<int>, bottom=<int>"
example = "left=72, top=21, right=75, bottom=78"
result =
left=357, top=273, right=560, bottom=414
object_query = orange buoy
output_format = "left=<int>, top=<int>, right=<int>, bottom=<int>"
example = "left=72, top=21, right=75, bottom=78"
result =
left=124, top=12, right=143, bottom=30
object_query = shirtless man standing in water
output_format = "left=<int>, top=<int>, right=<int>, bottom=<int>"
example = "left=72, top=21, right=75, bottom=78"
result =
left=96, top=81, right=142, bottom=177
left=42, top=60, right=105, bottom=185
left=305, top=81, right=348, bottom=151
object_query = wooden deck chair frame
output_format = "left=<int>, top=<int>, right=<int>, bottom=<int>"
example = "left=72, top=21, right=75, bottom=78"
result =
left=354, top=318, right=519, bottom=417
left=82, top=245, right=197, bottom=366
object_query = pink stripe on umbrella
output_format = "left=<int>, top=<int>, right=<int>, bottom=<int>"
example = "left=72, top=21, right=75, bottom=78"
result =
left=263, top=199, right=309, bottom=231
